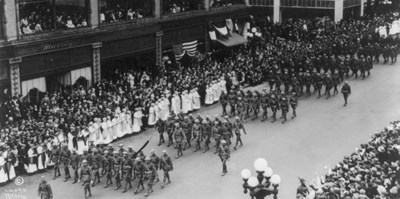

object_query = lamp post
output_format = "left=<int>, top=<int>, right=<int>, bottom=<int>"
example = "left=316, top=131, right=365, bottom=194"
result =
left=241, top=158, right=280, bottom=199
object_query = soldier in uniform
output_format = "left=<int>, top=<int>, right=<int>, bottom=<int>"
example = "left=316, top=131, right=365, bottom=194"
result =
left=79, top=160, right=93, bottom=199
left=103, top=150, right=113, bottom=188
left=270, top=95, right=278, bottom=123
left=290, top=92, right=298, bottom=119
left=155, top=119, right=165, bottom=146
left=280, top=97, right=289, bottom=124
left=315, top=73, right=324, bottom=98
left=70, top=149, right=80, bottom=184
left=220, top=91, right=228, bottom=116
left=159, top=150, right=173, bottom=188
left=260, top=92, right=270, bottom=122
left=233, top=126, right=243, bottom=150
left=149, top=149, right=160, bottom=182
left=144, top=157, right=157, bottom=197
left=37, top=176, right=53, bottom=199
left=113, top=151, right=122, bottom=190
left=341, top=81, right=351, bottom=106
left=60, top=144, right=71, bottom=182
left=165, top=117, right=175, bottom=147
left=305, top=73, right=313, bottom=96
left=91, top=149, right=101, bottom=187
left=212, top=121, right=222, bottom=154
left=251, top=92, right=260, bottom=120
left=133, top=158, right=145, bottom=195
left=192, top=119, right=202, bottom=152
left=121, top=151, right=133, bottom=193
left=332, top=71, right=341, bottom=95
left=182, top=117, right=192, bottom=150
left=350, top=56, right=359, bottom=78
left=201, top=120, right=211, bottom=153
left=228, top=90, right=236, bottom=117
left=173, top=122, right=186, bottom=159
left=243, top=93, right=251, bottom=120
left=324, top=74, right=333, bottom=99
left=219, top=139, right=230, bottom=176
left=49, top=145, right=61, bottom=180
left=236, top=97, right=244, bottom=121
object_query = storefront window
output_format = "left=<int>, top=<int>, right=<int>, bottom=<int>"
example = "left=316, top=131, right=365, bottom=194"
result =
left=18, top=0, right=89, bottom=35
left=210, top=0, right=245, bottom=7
left=99, top=0, right=153, bottom=23
left=163, top=0, right=203, bottom=15
left=249, top=0, right=273, bottom=6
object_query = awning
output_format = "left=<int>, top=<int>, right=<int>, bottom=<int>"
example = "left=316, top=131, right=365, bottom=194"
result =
left=216, top=33, right=247, bottom=47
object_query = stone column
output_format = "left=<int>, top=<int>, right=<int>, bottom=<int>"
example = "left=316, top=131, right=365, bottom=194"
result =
left=204, top=0, right=210, bottom=11
left=89, top=0, right=99, bottom=28
left=273, top=0, right=281, bottom=23
left=360, top=0, right=365, bottom=17
left=334, top=0, right=344, bottom=22
left=4, top=0, right=18, bottom=41
left=244, top=0, right=250, bottom=6
left=92, top=42, right=102, bottom=84
left=154, top=0, right=161, bottom=18
left=9, top=57, right=22, bottom=97
left=156, top=31, right=163, bottom=70
left=205, top=25, right=210, bottom=53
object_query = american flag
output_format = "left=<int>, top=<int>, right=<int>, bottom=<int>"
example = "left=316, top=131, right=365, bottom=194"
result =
left=172, top=40, right=198, bottom=60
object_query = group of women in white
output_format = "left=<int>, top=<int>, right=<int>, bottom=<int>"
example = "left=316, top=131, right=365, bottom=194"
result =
left=205, top=77, right=228, bottom=105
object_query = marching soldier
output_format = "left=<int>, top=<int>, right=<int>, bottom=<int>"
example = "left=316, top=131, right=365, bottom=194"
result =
left=270, top=95, right=279, bottom=123
left=173, top=122, right=186, bottom=159
left=228, top=90, right=236, bottom=117
left=251, top=92, right=260, bottom=120
left=280, top=97, right=289, bottom=124
left=236, top=97, right=244, bottom=121
left=166, top=117, right=175, bottom=147
left=221, top=120, right=233, bottom=146
left=220, top=91, right=228, bottom=116
left=37, top=176, right=53, bottom=199
left=113, top=151, right=122, bottom=190
left=212, top=121, right=222, bottom=154
left=79, top=160, right=93, bottom=199
left=341, top=81, right=351, bottom=106
left=70, top=149, right=80, bottom=184
left=332, top=71, right=340, bottom=95
left=192, top=119, right=202, bottom=152
left=233, top=127, right=243, bottom=150
left=159, top=150, right=173, bottom=188
left=155, top=119, right=166, bottom=146
left=182, top=117, right=192, bottom=149
left=149, top=149, right=160, bottom=182
left=305, top=73, right=313, bottom=96
left=144, top=157, right=157, bottom=197
left=261, top=92, right=270, bottom=121
left=103, top=150, right=113, bottom=188
left=219, top=139, right=230, bottom=176
left=324, top=74, right=333, bottom=99
left=121, top=151, right=133, bottom=193
left=201, top=120, right=211, bottom=153
left=290, top=93, right=298, bottom=119
left=243, top=93, right=251, bottom=119
left=49, top=145, right=61, bottom=180
left=133, top=158, right=145, bottom=195
left=91, top=149, right=101, bottom=187
left=60, top=144, right=71, bottom=182
left=315, top=73, right=324, bottom=98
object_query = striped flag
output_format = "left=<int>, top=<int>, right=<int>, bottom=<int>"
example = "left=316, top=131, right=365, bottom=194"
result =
left=172, top=44, right=185, bottom=61
left=182, top=40, right=198, bottom=57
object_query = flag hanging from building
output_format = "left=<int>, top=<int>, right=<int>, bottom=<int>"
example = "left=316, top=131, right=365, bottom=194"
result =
left=182, top=40, right=198, bottom=57
left=172, top=40, right=198, bottom=60
left=172, top=43, right=185, bottom=60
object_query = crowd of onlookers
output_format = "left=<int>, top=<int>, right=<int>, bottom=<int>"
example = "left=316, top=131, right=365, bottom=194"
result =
left=162, top=0, right=203, bottom=15
left=297, top=121, right=400, bottom=199
left=99, top=0, right=153, bottom=23
left=19, top=2, right=88, bottom=35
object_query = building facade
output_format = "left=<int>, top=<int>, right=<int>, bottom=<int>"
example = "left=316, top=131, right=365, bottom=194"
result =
left=0, top=0, right=364, bottom=99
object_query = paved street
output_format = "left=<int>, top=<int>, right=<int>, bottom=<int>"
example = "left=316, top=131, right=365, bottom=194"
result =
left=1, top=61, right=400, bottom=199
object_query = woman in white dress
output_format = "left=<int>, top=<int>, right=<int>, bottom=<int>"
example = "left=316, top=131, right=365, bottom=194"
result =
left=157, top=100, right=165, bottom=121
left=102, top=118, right=112, bottom=144
left=120, top=111, right=127, bottom=136
left=181, top=91, right=189, bottom=114
left=37, top=145, right=46, bottom=171
left=154, top=103, right=161, bottom=122
left=205, top=85, right=214, bottom=105
left=163, top=97, right=171, bottom=120
left=132, top=108, right=143, bottom=133
left=67, top=132, right=74, bottom=151
left=187, top=90, right=193, bottom=113
left=94, top=118, right=104, bottom=145
left=77, top=129, right=85, bottom=155
left=0, top=151, right=8, bottom=184
left=125, top=110, right=133, bottom=134
left=27, top=144, right=38, bottom=174
left=88, top=122, right=96, bottom=146
left=192, top=88, right=201, bottom=110
left=106, top=116, right=114, bottom=142
left=148, top=103, right=156, bottom=126
left=212, top=81, right=220, bottom=102
left=3, top=149, right=16, bottom=180
left=171, top=93, right=180, bottom=115
left=219, top=77, right=227, bottom=94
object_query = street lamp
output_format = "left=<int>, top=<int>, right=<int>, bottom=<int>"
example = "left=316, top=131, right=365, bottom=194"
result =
left=241, top=158, right=280, bottom=199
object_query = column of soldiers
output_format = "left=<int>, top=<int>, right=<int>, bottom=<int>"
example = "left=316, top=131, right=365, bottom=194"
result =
left=220, top=88, right=298, bottom=124
left=46, top=143, right=173, bottom=198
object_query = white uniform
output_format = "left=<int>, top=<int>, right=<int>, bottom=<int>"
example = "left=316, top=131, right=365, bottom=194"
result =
left=192, top=90, right=201, bottom=110
left=148, top=105, right=156, bottom=126
left=133, top=110, right=143, bottom=133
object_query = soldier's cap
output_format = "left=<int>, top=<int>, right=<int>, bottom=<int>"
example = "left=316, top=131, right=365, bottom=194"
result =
left=145, top=157, right=151, bottom=161
left=151, top=149, right=155, bottom=153
left=108, top=144, right=113, bottom=147
left=235, top=116, right=240, bottom=120
left=119, top=143, right=123, bottom=147
left=194, top=119, right=199, bottom=123
left=135, top=157, right=141, bottom=161
left=162, top=150, right=167, bottom=153
left=92, top=148, right=97, bottom=152
left=82, top=160, right=88, bottom=164
left=113, top=151, right=119, bottom=154
left=221, top=140, right=227, bottom=144
left=214, top=121, right=219, bottom=124
left=128, top=145, right=133, bottom=149
left=123, top=151, right=128, bottom=154
left=104, top=150, right=109, bottom=154
left=202, top=120, right=207, bottom=124
left=224, top=116, right=229, bottom=119
left=223, top=120, right=228, bottom=123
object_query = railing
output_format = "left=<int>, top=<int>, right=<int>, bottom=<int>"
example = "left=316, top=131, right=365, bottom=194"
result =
left=280, top=0, right=335, bottom=9
left=249, top=0, right=274, bottom=7
left=344, top=0, right=361, bottom=8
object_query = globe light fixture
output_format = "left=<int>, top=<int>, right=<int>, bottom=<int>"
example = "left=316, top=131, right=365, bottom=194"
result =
left=241, top=158, right=279, bottom=199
